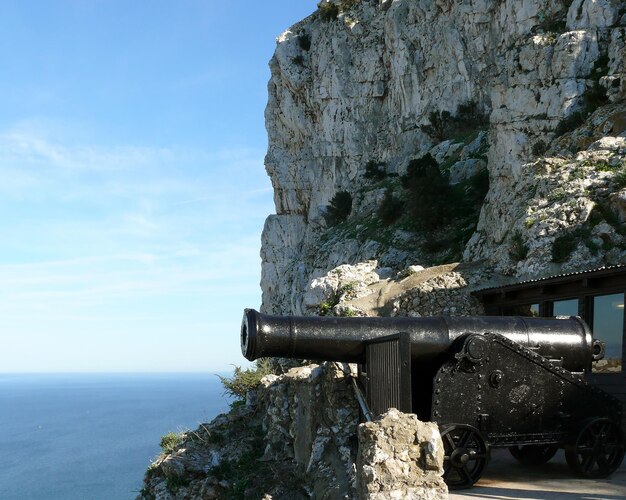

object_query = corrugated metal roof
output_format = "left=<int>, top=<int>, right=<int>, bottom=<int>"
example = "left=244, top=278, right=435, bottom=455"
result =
left=473, top=264, right=626, bottom=295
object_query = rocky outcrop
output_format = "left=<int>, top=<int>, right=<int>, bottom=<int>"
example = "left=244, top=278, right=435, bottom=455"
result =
left=357, top=409, right=447, bottom=500
left=262, top=0, right=626, bottom=315
left=139, top=363, right=361, bottom=499
left=139, top=365, right=449, bottom=500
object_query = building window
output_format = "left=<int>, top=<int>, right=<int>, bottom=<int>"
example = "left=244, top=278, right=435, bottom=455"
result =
left=552, top=298, right=579, bottom=317
left=592, top=293, right=624, bottom=374
left=503, top=304, right=540, bottom=317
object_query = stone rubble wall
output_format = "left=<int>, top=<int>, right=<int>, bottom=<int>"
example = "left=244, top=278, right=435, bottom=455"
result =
left=357, top=408, right=448, bottom=500
left=389, top=271, right=485, bottom=318
left=259, top=363, right=361, bottom=498
left=299, top=259, right=495, bottom=319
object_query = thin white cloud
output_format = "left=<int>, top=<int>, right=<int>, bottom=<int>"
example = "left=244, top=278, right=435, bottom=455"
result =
left=0, top=121, right=273, bottom=372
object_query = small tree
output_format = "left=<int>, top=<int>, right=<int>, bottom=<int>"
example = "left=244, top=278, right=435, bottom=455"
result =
left=325, top=191, right=352, bottom=226
left=421, top=111, right=451, bottom=142
left=297, top=32, right=311, bottom=51
left=509, top=230, right=529, bottom=262
left=318, top=1, right=339, bottom=21
left=378, top=188, right=404, bottom=225
left=402, top=154, right=450, bottom=230
left=218, top=359, right=273, bottom=402
left=364, top=160, right=387, bottom=182
left=552, top=234, right=577, bottom=263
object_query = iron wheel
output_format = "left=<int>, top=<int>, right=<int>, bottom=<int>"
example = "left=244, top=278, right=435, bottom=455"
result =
left=441, top=424, right=489, bottom=489
left=565, top=418, right=625, bottom=478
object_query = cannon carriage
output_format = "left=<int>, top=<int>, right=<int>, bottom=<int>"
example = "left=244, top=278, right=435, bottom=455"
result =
left=241, top=309, right=625, bottom=489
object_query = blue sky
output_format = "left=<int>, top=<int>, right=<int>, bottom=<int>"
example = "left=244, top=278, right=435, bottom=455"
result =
left=0, top=0, right=319, bottom=372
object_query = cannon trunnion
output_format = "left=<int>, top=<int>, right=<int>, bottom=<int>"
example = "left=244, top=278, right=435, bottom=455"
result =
left=241, top=309, right=625, bottom=489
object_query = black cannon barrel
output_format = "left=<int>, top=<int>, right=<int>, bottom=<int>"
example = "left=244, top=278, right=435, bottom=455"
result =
left=241, top=309, right=601, bottom=372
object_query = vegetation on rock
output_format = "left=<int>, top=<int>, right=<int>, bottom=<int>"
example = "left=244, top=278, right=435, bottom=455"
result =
left=402, top=154, right=451, bottom=230
left=325, top=190, right=353, bottom=226
left=318, top=2, right=339, bottom=21
left=218, top=358, right=273, bottom=401
left=378, top=188, right=404, bottom=226
left=421, top=101, right=489, bottom=142
left=160, top=431, right=186, bottom=453
left=297, top=32, right=311, bottom=51
left=364, top=160, right=388, bottom=182
left=509, top=230, right=529, bottom=262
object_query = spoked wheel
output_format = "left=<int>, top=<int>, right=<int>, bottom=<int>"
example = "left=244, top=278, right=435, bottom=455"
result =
left=441, top=424, right=489, bottom=489
left=565, top=418, right=625, bottom=478
left=508, top=444, right=558, bottom=465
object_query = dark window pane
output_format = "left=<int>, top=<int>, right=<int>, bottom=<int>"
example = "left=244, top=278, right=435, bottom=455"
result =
left=592, top=293, right=624, bottom=374
left=504, top=304, right=540, bottom=317
left=553, top=299, right=578, bottom=317
left=529, top=303, right=539, bottom=317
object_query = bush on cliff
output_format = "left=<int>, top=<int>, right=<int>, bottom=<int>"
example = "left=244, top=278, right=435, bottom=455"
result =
left=378, top=188, right=404, bottom=225
left=364, top=160, right=387, bottom=182
left=402, top=154, right=451, bottom=229
left=421, top=101, right=488, bottom=142
left=318, top=2, right=339, bottom=21
left=160, top=431, right=185, bottom=453
left=218, top=358, right=273, bottom=401
left=325, top=190, right=353, bottom=226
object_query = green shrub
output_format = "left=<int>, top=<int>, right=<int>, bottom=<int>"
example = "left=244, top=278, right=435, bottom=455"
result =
left=532, top=140, right=547, bottom=156
left=325, top=190, right=353, bottom=226
left=402, top=154, right=451, bottom=230
left=509, top=230, right=529, bottom=261
left=218, top=359, right=273, bottom=401
left=536, top=7, right=567, bottom=34
left=421, top=110, right=452, bottom=142
left=208, top=425, right=267, bottom=498
left=583, top=81, right=608, bottom=110
left=364, top=160, right=387, bottom=181
left=297, top=32, right=311, bottom=51
left=318, top=300, right=336, bottom=316
left=340, top=0, right=360, bottom=10
left=421, top=101, right=488, bottom=142
left=318, top=2, right=339, bottom=21
left=552, top=233, right=578, bottom=262
left=378, top=188, right=404, bottom=225
left=160, top=432, right=185, bottom=453
left=456, top=101, right=488, bottom=127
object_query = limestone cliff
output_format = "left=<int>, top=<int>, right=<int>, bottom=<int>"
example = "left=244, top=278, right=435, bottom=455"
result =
left=261, top=0, right=626, bottom=316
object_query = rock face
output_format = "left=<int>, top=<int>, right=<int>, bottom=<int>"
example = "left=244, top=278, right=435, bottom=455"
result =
left=139, top=363, right=361, bottom=499
left=262, top=0, right=626, bottom=315
left=139, top=366, right=448, bottom=500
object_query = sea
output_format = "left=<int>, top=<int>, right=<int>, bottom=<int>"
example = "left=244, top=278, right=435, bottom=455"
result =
left=0, top=373, right=230, bottom=500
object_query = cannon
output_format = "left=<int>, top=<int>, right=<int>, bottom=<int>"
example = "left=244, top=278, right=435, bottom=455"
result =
left=241, top=309, right=625, bottom=489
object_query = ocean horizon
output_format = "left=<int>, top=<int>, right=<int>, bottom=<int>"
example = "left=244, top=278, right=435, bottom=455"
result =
left=0, top=372, right=230, bottom=500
